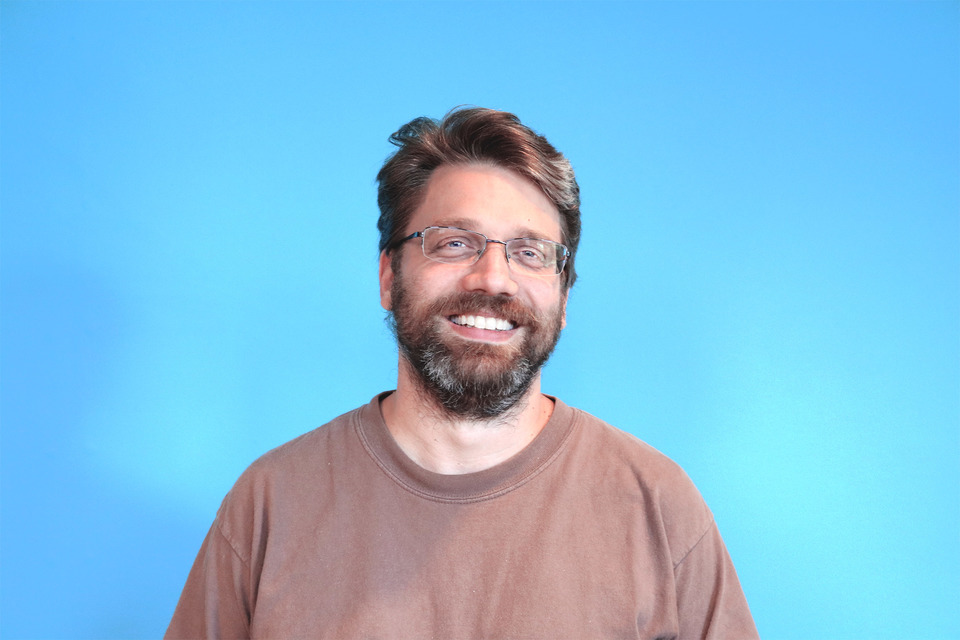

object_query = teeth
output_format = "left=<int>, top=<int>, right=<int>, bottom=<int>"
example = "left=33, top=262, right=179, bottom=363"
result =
left=452, top=314, right=515, bottom=331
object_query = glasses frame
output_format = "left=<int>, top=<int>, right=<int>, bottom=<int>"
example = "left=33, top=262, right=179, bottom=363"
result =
left=391, top=226, right=570, bottom=276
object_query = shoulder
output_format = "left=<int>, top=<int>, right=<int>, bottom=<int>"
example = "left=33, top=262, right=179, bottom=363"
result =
left=561, top=402, right=715, bottom=559
left=216, top=398, right=380, bottom=520
left=208, top=399, right=381, bottom=559
left=244, top=404, right=362, bottom=480
left=565, top=403, right=697, bottom=489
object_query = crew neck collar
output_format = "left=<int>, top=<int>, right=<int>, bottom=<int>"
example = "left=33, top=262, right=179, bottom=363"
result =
left=354, top=392, right=577, bottom=503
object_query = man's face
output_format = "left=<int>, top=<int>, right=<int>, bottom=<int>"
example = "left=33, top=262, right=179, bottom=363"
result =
left=379, top=163, right=568, bottom=419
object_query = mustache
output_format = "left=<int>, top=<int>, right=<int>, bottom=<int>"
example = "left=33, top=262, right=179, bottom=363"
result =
left=429, top=292, right=540, bottom=327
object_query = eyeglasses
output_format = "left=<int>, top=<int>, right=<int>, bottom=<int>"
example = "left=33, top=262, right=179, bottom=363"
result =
left=391, top=226, right=569, bottom=276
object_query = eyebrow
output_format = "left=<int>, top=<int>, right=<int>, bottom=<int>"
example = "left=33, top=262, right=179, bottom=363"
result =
left=432, top=217, right=559, bottom=243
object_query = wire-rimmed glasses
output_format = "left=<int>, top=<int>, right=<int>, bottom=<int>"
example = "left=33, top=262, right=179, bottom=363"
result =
left=392, top=226, right=569, bottom=276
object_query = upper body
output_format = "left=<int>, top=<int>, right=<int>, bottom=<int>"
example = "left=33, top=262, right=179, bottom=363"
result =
left=167, top=107, right=757, bottom=638
left=165, top=394, right=757, bottom=639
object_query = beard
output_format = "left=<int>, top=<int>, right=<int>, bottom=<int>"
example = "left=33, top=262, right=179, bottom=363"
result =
left=389, top=271, right=565, bottom=420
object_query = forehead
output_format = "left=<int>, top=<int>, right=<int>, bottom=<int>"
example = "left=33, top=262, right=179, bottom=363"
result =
left=407, top=163, right=562, bottom=241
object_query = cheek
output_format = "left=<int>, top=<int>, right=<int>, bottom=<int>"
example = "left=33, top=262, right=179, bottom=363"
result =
left=412, top=261, right=469, bottom=291
left=530, top=281, right=565, bottom=308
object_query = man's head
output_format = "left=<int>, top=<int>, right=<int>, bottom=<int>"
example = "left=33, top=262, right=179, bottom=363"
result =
left=376, top=107, right=581, bottom=290
left=376, top=109, right=580, bottom=419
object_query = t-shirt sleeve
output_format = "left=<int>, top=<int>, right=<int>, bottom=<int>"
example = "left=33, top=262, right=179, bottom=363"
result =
left=673, top=519, right=759, bottom=640
left=164, top=509, right=254, bottom=639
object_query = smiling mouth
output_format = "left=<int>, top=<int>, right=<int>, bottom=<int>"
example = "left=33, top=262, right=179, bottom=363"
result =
left=449, top=314, right=516, bottom=331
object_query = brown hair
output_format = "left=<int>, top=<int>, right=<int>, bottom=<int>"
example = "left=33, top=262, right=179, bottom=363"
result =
left=376, top=107, right=581, bottom=289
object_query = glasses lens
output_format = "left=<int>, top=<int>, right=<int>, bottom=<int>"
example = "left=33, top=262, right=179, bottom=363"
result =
left=507, top=238, right=567, bottom=275
left=422, top=227, right=485, bottom=263
left=507, top=239, right=553, bottom=273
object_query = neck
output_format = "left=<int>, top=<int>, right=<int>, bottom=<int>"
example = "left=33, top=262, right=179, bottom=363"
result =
left=380, top=359, right=555, bottom=474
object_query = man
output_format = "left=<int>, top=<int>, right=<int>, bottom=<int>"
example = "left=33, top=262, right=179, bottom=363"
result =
left=166, top=107, right=758, bottom=639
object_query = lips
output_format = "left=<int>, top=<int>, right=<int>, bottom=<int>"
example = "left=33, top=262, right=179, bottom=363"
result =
left=449, top=314, right=516, bottom=331
left=436, top=292, right=534, bottom=336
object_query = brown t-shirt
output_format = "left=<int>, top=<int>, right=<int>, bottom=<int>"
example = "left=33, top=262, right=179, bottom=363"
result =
left=166, top=394, right=758, bottom=639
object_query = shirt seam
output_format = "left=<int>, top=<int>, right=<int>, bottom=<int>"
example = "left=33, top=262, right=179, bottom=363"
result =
left=672, top=515, right=715, bottom=570
left=214, top=518, right=253, bottom=634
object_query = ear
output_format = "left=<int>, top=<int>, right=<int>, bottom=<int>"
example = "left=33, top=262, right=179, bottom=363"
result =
left=379, top=250, right=395, bottom=311
left=560, top=289, right=568, bottom=329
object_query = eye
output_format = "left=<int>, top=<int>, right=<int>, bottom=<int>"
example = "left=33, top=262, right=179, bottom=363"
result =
left=426, top=229, right=484, bottom=259
left=510, top=240, right=549, bottom=268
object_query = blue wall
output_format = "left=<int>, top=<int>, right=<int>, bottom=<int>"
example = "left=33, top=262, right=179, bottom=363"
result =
left=2, top=2, right=957, bottom=637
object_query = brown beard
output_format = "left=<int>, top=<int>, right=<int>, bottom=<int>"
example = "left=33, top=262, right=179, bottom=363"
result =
left=389, top=272, right=564, bottom=419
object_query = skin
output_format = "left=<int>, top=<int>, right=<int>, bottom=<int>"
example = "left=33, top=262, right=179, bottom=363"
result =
left=378, top=163, right=569, bottom=474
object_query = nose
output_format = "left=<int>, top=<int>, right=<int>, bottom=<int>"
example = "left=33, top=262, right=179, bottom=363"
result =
left=461, top=241, right=520, bottom=297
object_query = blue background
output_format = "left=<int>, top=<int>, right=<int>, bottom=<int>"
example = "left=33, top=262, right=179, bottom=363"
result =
left=2, top=1, right=957, bottom=637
